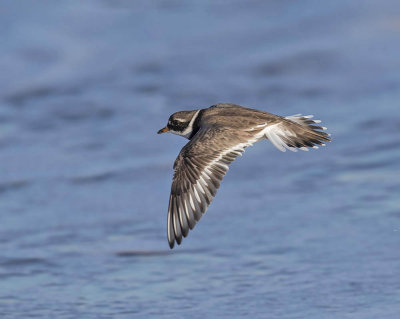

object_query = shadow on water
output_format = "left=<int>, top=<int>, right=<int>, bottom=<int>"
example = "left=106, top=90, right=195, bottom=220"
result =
left=115, top=248, right=209, bottom=258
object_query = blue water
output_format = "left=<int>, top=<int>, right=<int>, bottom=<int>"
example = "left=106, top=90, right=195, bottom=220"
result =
left=1, top=1, right=400, bottom=318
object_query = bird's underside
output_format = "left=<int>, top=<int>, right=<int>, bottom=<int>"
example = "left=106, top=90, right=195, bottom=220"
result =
left=160, top=104, right=331, bottom=248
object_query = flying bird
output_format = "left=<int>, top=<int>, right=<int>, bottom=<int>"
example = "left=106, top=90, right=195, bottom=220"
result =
left=158, top=103, right=331, bottom=248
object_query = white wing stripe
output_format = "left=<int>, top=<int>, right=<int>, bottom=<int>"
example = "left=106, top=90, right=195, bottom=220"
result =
left=189, top=193, right=196, bottom=210
left=199, top=139, right=257, bottom=180
left=199, top=175, right=208, bottom=187
left=196, top=181, right=206, bottom=194
left=202, top=172, right=211, bottom=180
left=193, top=187, right=201, bottom=202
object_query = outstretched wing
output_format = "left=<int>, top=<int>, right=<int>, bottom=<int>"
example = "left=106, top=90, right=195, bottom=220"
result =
left=167, top=127, right=258, bottom=248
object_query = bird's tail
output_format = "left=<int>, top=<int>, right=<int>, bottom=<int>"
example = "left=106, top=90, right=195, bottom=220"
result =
left=264, top=114, right=331, bottom=152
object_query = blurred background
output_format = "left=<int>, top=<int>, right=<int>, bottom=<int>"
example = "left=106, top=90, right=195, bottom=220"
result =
left=1, top=0, right=400, bottom=318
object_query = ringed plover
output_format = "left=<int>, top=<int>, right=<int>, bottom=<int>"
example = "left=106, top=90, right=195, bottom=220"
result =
left=158, top=103, right=331, bottom=248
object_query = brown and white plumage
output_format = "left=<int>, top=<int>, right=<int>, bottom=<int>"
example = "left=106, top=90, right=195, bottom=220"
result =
left=158, top=103, right=331, bottom=248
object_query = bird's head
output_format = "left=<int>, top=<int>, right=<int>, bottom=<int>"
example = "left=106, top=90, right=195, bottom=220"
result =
left=158, top=110, right=199, bottom=138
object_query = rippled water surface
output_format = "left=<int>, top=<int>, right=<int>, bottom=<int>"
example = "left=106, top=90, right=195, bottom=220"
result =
left=1, top=1, right=400, bottom=318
